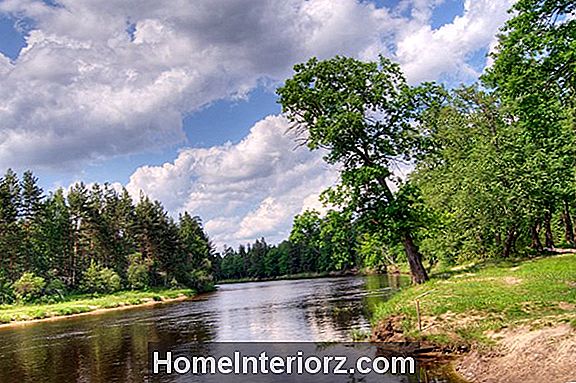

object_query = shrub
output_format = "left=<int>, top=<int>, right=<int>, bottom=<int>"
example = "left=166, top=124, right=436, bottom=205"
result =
left=43, top=278, right=67, bottom=302
left=169, top=277, right=180, bottom=289
left=127, top=253, right=150, bottom=290
left=183, top=270, right=214, bottom=292
left=13, top=272, right=45, bottom=303
left=0, top=278, right=14, bottom=305
left=31, top=309, right=47, bottom=320
left=81, top=262, right=121, bottom=294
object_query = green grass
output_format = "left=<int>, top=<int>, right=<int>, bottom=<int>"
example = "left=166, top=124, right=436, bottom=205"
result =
left=373, top=254, right=576, bottom=346
left=0, top=288, right=195, bottom=324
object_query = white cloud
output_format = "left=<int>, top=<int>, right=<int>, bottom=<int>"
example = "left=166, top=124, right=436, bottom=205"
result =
left=0, top=0, right=517, bottom=246
left=126, top=115, right=339, bottom=248
left=0, top=0, right=514, bottom=169
left=0, top=0, right=395, bottom=170
left=395, top=0, right=515, bottom=83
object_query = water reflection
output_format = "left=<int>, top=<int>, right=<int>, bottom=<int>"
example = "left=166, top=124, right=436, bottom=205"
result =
left=0, top=275, right=457, bottom=382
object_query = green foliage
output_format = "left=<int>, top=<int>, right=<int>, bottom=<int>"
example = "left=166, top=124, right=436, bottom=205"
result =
left=277, top=56, right=439, bottom=283
left=0, top=277, right=14, bottom=305
left=185, top=269, right=214, bottom=292
left=0, top=169, right=215, bottom=305
left=127, top=252, right=150, bottom=290
left=81, top=262, right=121, bottom=294
left=357, top=233, right=390, bottom=272
left=218, top=210, right=361, bottom=281
left=13, top=272, right=45, bottom=303
left=42, top=278, right=67, bottom=303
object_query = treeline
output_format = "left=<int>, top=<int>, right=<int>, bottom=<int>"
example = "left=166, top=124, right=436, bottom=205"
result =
left=215, top=209, right=402, bottom=281
left=275, top=0, right=576, bottom=283
left=0, top=170, right=214, bottom=303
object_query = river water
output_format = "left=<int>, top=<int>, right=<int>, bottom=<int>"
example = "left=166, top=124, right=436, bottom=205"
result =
left=0, top=275, right=460, bottom=382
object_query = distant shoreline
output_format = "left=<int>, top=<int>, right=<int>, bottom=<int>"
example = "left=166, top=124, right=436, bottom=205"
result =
left=217, top=269, right=370, bottom=285
left=217, top=268, right=412, bottom=285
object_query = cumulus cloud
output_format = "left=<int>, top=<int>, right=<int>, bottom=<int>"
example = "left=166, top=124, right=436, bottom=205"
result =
left=0, top=0, right=517, bottom=246
left=126, top=115, right=338, bottom=248
left=395, top=0, right=515, bottom=83
left=0, top=0, right=514, bottom=169
left=0, top=0, right=394, bottom=170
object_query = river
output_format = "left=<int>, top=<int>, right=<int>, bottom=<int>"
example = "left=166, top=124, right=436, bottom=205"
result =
left=0, top=274, right=459, bottom=382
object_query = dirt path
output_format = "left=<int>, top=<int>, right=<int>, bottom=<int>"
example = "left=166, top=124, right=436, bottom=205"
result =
left=455, top=324, right=576, bottom=383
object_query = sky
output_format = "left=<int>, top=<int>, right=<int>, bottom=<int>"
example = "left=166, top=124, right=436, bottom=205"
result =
left=0, top=0, right=515, bottom=249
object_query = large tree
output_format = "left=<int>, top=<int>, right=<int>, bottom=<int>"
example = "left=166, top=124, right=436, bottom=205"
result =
left=484, top=0, right=576, bottom=250
left=277, top=56, right=435, bottom=283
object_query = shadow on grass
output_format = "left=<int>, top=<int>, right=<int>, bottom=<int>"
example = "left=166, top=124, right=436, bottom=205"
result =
left=429, top=250, right=562, bottom=281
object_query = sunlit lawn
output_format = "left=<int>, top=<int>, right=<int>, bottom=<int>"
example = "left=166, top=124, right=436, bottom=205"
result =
left=374, top=254, right=576, bottom=345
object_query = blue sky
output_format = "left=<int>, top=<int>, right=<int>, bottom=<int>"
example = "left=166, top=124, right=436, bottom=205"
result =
left=0, top=0, right=514, bottom=247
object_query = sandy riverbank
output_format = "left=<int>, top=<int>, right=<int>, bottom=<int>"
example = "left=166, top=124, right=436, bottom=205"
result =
left=455, top=324, right=576, bottom=383
left=370, top=255, right=576, bottom=382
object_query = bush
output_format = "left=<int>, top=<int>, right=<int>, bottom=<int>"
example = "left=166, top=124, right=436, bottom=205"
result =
left=81, top=262, right=121, bottom=294
left=43, top=278, right=67, bottom=302
left=183, top=270, right=214, bottom=292
left=13, top=272, right=45, bottom=303
left=0, top=278, right=14, bottom=305
left=127, top=253, right=150, bottom=290
left=31, top=309, right=47, bottom=320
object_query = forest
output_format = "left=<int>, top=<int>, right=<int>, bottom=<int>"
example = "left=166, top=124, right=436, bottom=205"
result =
left=1, top=0, right=575, bottom=299
left=0, top=171, right=215, bottom=304
left=220, top=0, right=576, bottom=284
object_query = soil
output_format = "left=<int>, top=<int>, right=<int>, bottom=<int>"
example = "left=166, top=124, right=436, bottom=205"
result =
left=455, top=324, right=576, bottom=383
left=372, top=317, right=576, bottom=382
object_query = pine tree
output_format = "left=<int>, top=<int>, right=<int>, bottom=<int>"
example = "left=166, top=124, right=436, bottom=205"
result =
left=0, top=169, right=23, bottom=280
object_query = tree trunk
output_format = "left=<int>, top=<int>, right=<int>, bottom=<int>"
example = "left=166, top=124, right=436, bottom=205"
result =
left=401, top=231, right=429, bottom=284
left=544, top=209, right=554, bottom=249
left=495, top=231, right=502, bottom=248
left=503, top=226, right=517, bottom=258
left=530, top=221, right=543, bottom=252
left=562, top=200, right=575, bottom=246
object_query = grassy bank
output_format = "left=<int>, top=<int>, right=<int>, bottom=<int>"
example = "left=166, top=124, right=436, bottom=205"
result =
left=0, top=288, right=196, bottom=325
left=373, top=254, right=576, bottom=347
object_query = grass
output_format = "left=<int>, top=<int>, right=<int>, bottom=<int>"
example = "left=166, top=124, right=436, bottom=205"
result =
left=0, top=288, right=195, bottom=324
left=373, top=254, right=576, bottom=346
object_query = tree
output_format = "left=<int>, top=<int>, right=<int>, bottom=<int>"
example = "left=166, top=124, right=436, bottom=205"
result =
left=484, top=0, right=576, bottom=251
left=278, top=56, right=433, bottom=283
left=319, top=210, right=357, bottom=271
left=290, top=210, right=322, bottom=272
left=486, top=0, right=575, bottom=106
left=414, top=86, right=531, bottom=260
left=20, top=170, right=43, bottom=223
left=38, top=189, right=73, bottom=284
left=0, top=169, right=23, bottom=280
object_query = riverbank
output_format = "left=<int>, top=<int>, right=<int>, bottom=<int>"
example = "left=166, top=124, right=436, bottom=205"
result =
left=0, top=288, right=196, bottom=328
left=371, top=254, right=576, bottom=382
left=217, top=269, right=363, bottom=284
